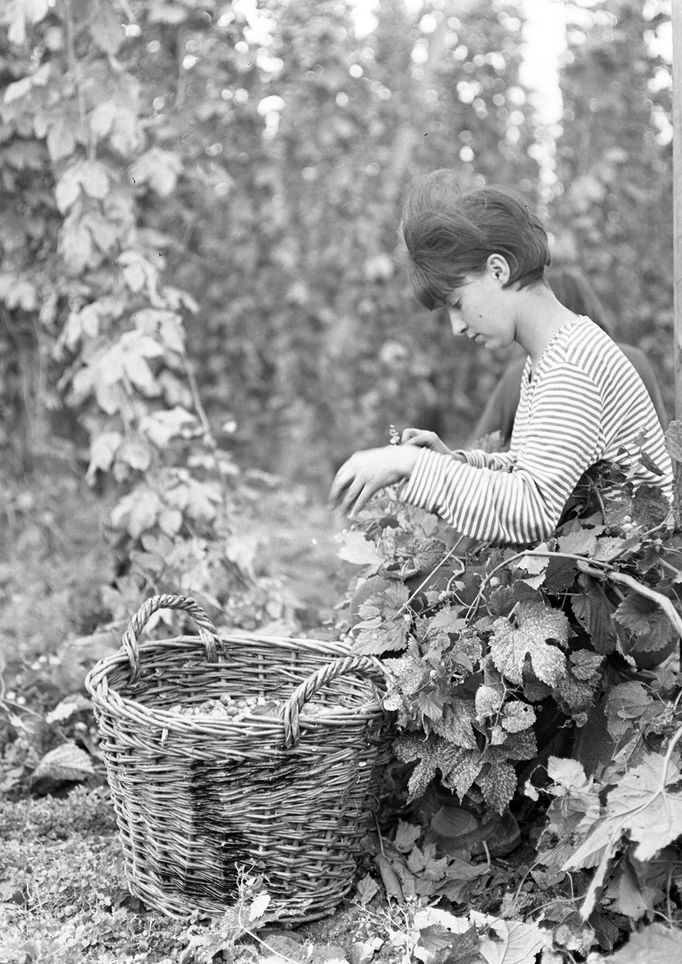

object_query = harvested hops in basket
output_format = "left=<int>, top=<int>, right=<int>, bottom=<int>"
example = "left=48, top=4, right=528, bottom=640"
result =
left=85, top=594, right=391, bottom=922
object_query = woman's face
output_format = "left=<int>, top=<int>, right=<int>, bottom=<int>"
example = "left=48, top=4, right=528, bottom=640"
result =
left=445, top=261, right=517, bottom=351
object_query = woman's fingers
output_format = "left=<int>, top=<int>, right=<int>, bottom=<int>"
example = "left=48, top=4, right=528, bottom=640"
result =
left=350, top=479, right=383, bottom=517
left=401, top=427, right=444, bottom=451
left=339, top=469, right=387, bottom=517
left=329, top=464, right=354, bottom=509
left=403, top=433, right=433, bottom=448
left=338, top=477, right=365, bottom=516
left=329, top=447, right=418, bottom=516
left=401, top=427, right=454, bottom=456
left=401, top=427, right=425, bottom=444
left=330, top=455, right=371, bottom=513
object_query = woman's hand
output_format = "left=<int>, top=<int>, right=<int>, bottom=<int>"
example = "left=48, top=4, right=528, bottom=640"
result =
left=401, top=427, right=451, bottom=455
left=329, top=445, right=419, bottom=518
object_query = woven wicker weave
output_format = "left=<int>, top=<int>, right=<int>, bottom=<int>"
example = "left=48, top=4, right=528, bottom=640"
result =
left=85, top=594, right=391, bottom=922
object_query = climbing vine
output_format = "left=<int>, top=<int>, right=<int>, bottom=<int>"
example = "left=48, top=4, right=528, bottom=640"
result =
left=0, top=0, right=298, bottom=631
left=337, top=430, right=682, bottom=946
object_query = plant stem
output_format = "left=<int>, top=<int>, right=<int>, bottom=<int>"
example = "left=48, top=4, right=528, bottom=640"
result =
left=576, top=560, right=682, bottom=639
left=62, top=0, right=93, bottom=159
left=181, top=353, right=232, bottom=522
left=660, top=723, right=682, bottom=789
left=400, top=536, right=467, bottom=612
left=469, top=546, right=682, bottom=643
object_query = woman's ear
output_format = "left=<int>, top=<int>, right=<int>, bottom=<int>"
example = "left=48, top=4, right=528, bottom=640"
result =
left=487, top=253, right=510, bottom=284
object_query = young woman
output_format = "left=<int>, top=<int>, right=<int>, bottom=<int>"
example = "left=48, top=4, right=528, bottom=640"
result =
left=329, top=170, right=673, bottom=543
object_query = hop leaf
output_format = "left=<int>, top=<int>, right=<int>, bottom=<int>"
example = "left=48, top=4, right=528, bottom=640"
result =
left=86, top=430, right=122, bottom=482
left=355, top=874, right=380, bottom=906
left=665, top=420, right=682, bottom=462
left=353, top=619, right=408, bottom=656
left=605, top=923, right=682, bottom=963
left=490, top=602, right=568, bottom=686
left=568, top=650, right=604, bottom=681
left=571, top=577, right=617, bottom=654
left=335, top=529, right=382, bottom=566
left=393, top=820, right=422, bottom=853
left=404, top=537, right=450, bottom=579
left=129, top=147, right=182, bottom=196
left=89, top=0, right=125, bottom=54
left=448, top=629, right=484, bottom=672
left=394, top=735, right=472, bottom=800
left=477, top=731, right=537, bottom=811
left=542, top=757, right=601, bottom=842
left=614, top=592, right=675, bottom=653
left=414, top=687, right=446, bottom=724
left=30, top=742, right=94, bottom=793
left=367, top=581, right=411, bottom=619
left=431, top=699, right=478, bottom=749
left=248, top=892, right=271, bottom=921
left=501, top=701, right=536, bottom=733
left=478, top=759, right=518, bottom=813
left=606, top=681, right=654, bottom=740
left=475, top=684, right=504, bottom=721
left=565, top=755, right=682, bottom=873
left=592, top=535, right=632, bottom=562
left=383, top=648, right=429, bottom=697
left=441, top=748, right=485, bottom=801
left=607, top=754, right=682, bottom=861
left=469, top=911, right=550, bottom=963
left=516, top=545, right=550, bottom=576
left=491, top=729, right=537, bottom=763
left=554, top=650, right=604, bottom=716
left=556, top=529, right=599, bottom=556
left=631, top=483, right=671, bottom=530
left=547, top=755, right=591, bottom=792
left=110, top=486, right=162, bottom=539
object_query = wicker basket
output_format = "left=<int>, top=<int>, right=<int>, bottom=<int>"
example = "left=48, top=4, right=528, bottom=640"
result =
left=85, top=594, right=391, bottom=922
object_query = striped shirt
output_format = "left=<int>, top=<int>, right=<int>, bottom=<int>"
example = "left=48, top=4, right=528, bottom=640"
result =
left=401, top=316, right=673, bottom=545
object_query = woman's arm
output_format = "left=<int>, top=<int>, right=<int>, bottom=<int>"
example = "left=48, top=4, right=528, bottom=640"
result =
left=400, top=426, right=516, bottom=471
left=329, top=429, right=518, bottom=520
left=401, top=363, right=603, bottom=544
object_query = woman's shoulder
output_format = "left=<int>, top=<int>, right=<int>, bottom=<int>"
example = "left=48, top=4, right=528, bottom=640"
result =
left=538, top=315, right=607, bottom=372
left=549, top=315, right=622, bottom=368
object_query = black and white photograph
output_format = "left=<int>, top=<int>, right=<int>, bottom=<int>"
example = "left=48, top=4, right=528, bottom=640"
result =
left=1, top=1, right=681, bottom=961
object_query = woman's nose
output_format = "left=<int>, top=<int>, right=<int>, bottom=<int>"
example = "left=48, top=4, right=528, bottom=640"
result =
left=447, top=308, right=466, bottom=336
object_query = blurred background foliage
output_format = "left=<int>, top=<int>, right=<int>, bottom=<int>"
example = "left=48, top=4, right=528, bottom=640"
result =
left=0, top=0, right=674, bottom=490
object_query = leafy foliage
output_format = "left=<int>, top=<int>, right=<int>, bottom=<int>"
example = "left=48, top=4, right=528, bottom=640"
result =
left=336, top=443, right=682, bottom=954
left=551, top=0, right=674, bottom=415
left=0, top=0, right=307, bottom=641
left=0, top=0, right=559, bottom=490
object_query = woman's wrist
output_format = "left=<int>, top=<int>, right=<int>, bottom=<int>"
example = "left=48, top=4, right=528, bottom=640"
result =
left=395, top=444, right=420, bottom=480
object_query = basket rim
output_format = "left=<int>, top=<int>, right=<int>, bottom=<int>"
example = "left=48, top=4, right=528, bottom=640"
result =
left=85, top=634, right=384, bottom=733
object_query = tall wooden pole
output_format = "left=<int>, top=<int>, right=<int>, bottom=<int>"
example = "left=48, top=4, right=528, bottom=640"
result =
left=673, top=1, right=682, bottom=422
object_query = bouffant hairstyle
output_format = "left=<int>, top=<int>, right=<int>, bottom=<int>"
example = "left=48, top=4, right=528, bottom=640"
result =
left=401, top=169, right=551, bottom=310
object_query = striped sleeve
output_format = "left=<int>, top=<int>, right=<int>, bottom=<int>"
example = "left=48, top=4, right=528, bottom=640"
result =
left=401, top=362, right=602, bottom=544
left=451, top=449, right=516, bottom=471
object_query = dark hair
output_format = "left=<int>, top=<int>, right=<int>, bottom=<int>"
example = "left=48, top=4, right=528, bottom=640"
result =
left=546, top=267, right=614, bottom=336
left=401, top=169, right=551, bottom=310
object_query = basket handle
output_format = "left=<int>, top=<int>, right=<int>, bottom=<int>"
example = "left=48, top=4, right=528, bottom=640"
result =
left=282, top=655, right=387, bottom=749
left=122, top=593, right=221, bottom=683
